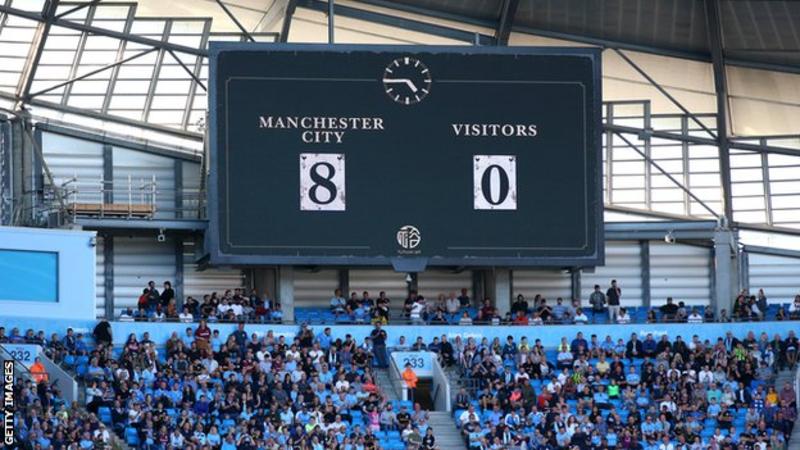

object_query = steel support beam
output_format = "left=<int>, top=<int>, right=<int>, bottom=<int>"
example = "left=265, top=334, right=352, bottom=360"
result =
left=297, top=0, right=495, bottom=45
left=30, top=48, right=157, bottom=98
left=569, top=267, right=580, bottom=304
left=640, top=240, right=651, bottom=308
left=0, top=4, right=208, bottom=57
left=102, top=144, right=112, bottom=204
left=175, top=239, right=184, bottom=310
left=337, top=268, right=349, bottom=296
left=327, top=0, right=335, bottom=44
left=103, top=234, right=114, bottom=319
left=54, top=0, right=101, bottom=19
left=215, top=0, right=255, bottom=42
left=16, top=0, right=60, bottom=102
left=712, top=229, right=737, bottom=318
left=279, top=0, right=297, bottom=43
left=605, top=123, right=800, bottom=157
left=614, top=49, right=717, bottom=140
left=705, top=0, right=734, bottom=225
left=278, top=266, right=295, bottom=322
left=167, top=50, right=207, bottom=92
left=494, top=0, right=519, bottom=45
left=613, top=131, right=721, bottom=219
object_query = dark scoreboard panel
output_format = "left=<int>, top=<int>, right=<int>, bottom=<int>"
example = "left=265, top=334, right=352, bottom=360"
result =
left=207, top=44, right=603, bottom=267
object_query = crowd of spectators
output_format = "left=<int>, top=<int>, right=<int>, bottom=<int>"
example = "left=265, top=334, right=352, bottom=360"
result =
left=432, top=329, right=799, bottom=449
left=116, top=280, right=800, bottom=327
left=119, top=282, right=283, bottom=324
left=5, top=321, right=438, bottom=450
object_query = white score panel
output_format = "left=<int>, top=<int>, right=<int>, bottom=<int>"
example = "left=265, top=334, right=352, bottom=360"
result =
left=473, top=155, right=517, bottom=210
left=299, top=153, right=346, bottom=211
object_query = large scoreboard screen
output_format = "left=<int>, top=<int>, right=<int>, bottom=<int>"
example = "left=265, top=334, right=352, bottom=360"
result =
left=207, top=44, right=603, bottom=268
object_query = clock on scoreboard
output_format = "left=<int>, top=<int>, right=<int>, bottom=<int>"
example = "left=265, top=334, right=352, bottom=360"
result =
left=207, top=44, right=603, bottom=268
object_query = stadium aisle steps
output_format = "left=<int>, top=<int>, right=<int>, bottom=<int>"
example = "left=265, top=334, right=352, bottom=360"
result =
left=779, top=367, right=800, bottom=450
left=428, top=411, right=468, bottom=450
left=375, top=367, right=402, bottom=401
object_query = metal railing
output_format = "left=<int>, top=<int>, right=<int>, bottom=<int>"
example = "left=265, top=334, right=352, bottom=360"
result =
left=50, top=175, right=205, bottom=220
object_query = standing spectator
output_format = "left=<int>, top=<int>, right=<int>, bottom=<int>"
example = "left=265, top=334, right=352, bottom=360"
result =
left=370, top=323, right=388, bottom=368
left=445, top=292, right=460, bottom=320
left=589, top=284, right=606, bottom=317
left=160, top=281, right=175, bottom=307
left=511, top=294, right=529, bottom=316
left=757, top=289, right=768, bottom=315
left=457, top=288, right=471, bottom=310
left=145, top=280, right=160, bottom=312
left=606, top=280, right=621, bottom=323
left=30, top=357, right=49, bottom=383
left=93, top=320, right=112, bottom=346
left=410, top=296, right=426, bottom=324
left=195, top=319, right=211, bottom=353
left=402, top=363, right=418, bottom=402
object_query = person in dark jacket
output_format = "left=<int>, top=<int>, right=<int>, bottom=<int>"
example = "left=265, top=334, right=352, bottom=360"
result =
left=93, top=320, right=112, bottom=346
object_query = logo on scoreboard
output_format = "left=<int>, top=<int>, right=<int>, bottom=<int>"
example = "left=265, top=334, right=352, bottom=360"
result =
left=396, top=225, right=421, bottom=250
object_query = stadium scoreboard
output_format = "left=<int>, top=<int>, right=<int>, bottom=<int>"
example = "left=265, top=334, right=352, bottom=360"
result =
left=208, top=44, right=603, bottom=268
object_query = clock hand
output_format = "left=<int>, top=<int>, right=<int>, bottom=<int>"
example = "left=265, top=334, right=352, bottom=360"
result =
left=382, top=78, right=418, bottom=93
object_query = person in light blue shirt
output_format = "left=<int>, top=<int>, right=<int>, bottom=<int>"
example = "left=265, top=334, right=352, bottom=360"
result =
left=211, top=330, right=223, bottom=352
left=593, top=385, right=610, bottom=408
left=706, top=398, right=721, bottom=417
left=641, top=416, right=660, bottom=439
left=626, top=365, right=640, bottom=386
left=220, top=433, right=237, bottom=450
left=317, top=327, right=333, bottom=350
left=330, top=289, right=347, bottom=315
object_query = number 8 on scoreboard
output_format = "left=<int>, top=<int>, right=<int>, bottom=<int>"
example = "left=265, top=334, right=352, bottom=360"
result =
left=299, top=153, right=346, bottom=211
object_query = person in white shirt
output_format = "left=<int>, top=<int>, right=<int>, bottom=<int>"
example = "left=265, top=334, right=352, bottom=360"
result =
left=169, top=428, right=185, bottom=447
left=698, top=365, right=714, bottom=384
left=230, top=300, right=243, bottom=317
left=658, top=435, right=674, bottom=450
left=616, top=308, right=631, bottom=324
left=178, top=306, right=194, bottom=323
left=458, top=311, right=473, bottom=326
left=410, top=297, right=426, bottom=324
left=119, top=308, right=134, bottom=322
left=687, top=308, right=703, bottom=324
left=446, top=292, right=460, bottom=316
left=573, top=308, right=589, bottom=324
left=459, top=406, right=480, bottom=427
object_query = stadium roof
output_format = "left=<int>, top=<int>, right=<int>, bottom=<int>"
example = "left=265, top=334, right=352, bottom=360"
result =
left=355, top=0, right=800, bottom=72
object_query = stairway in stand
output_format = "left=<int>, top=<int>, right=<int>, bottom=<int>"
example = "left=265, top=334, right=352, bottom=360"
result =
left=374, top=367, right=402, bottom=401
left=428, top=411, right=468, bottom=450
left=374, top=366, right=467, bottom=449
left=777, top=367, right=800, bottom=450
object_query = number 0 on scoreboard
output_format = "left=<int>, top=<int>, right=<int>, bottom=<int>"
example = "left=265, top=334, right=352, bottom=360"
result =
left=474, top=155, right=517, bottom=210
left=300, top=153, right=346, bottom=211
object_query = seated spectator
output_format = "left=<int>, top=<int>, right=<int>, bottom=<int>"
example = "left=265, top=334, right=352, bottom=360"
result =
left=687, top=307, right=704, bottom=323
left=552, top=297, right=570, bottom=322
left=573, top=307, right=588, bottom=324
left=119, top=308, right=134, bottom=322
left=458, top=311, right=473, bottom=326
left=178, top=305, right=193, bottom=323
left=330, top=288, right=347, bottom=315
left=660, top=297, right=678, bottom=320
left=616, top=307, right=631, bottom=324
left=790, top=295, right=800, bottom=319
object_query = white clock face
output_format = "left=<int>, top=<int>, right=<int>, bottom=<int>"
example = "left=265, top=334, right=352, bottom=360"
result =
left=382, top=57, right=431, bottom=105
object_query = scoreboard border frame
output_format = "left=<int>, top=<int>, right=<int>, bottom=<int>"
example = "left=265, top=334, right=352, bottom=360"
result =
left=206, top=43, right=604, bottom=268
